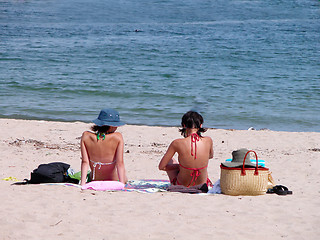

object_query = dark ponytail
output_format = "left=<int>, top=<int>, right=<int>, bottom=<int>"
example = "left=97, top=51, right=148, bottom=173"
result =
left=179, top=111, right=207, bottom=137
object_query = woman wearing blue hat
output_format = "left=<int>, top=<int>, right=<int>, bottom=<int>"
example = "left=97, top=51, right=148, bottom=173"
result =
left=80, top=109, right=127, bottom=185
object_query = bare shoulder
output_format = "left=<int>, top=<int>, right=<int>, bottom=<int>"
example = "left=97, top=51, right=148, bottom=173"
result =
left=172, top=138, right=183, bottom=144
left=81, top=131, right=94, bottom=140
left=202, top=136, right=213, bottom=144
left=170, top=138, right=184, bottom=148
left=110, top=132, right=123, bottom=141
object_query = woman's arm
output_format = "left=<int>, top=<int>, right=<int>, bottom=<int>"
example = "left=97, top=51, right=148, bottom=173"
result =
left=80, top=133, right=90, bottom=186
left=115, top=133, right=127, bottom=184
left=159, top=140, right=178, bottom=171
left=208, top=137, right=214, bottom=159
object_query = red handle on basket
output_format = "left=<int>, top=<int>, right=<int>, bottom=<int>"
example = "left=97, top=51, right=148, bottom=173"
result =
left=241, top=150, right=259, bottom=176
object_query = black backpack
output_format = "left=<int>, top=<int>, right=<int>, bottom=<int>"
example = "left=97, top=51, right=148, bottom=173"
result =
left=28, top=162, right=70, bottom=184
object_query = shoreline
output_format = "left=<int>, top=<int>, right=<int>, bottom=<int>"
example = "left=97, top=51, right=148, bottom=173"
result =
left=1, top=117, right=318, bottom=134
left=1, top=118, right=319, bottom=239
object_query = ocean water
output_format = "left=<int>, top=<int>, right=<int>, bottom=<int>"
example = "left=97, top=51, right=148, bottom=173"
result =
left=0, top=0, right=319, bottom=132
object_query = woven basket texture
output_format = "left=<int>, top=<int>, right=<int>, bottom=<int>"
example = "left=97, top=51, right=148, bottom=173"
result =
left=220, top=167, right=269, bottom=196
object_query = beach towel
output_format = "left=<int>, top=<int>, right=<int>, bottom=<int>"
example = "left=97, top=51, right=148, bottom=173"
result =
left=65, top=171, right=171, bottom=192
left=39, top=179, right=221, bottom=194
left=124, top=179, right=170, bottom=193
left=167, top=183, right=208, bottom=193
left=40, top=179, right=170, bottom=192
left=81, top=181, right=125, bottom=191
left=207, top=180, right=222, bottom=194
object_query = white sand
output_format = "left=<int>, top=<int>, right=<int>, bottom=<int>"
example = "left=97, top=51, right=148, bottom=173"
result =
left=0, top=118, right=319, bottom=240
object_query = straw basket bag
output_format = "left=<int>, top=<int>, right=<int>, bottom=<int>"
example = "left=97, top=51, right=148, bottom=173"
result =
left=220, top=150, right=269, bottom=196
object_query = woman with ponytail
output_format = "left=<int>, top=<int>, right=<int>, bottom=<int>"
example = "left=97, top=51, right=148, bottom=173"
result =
left=159, top=111, right=214, bottom=187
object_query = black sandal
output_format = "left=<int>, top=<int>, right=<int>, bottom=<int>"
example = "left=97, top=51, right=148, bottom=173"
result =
left=267, top=185, right=292, bottom=195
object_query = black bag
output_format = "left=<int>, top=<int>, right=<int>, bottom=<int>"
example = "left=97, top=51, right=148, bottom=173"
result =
left=28, top=162, right=70, bottom=184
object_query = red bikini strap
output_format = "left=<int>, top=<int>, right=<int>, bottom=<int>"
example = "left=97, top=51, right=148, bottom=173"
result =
left=179, top=163, right=208, bottom=187
left=190, top=133, right=200, bottom=159
left=179, top=164, right=207, bottom=171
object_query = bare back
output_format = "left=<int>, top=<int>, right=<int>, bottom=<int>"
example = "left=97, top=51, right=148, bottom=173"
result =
left=174, top=135, right=213, bottom=186
left=81, top=131, right=125, bottom=184
left=159, top=133, right=213, bottom=187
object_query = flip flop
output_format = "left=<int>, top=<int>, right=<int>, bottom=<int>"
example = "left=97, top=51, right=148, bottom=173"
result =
left=266, top=187, right=275, bottom=194
left=268, top=185, right=292, bottom=195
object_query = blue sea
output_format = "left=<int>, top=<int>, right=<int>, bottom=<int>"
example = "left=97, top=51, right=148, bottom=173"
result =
left=1, top=0, right=319, bottom=132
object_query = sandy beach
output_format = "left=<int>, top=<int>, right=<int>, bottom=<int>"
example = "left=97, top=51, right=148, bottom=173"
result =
left=0, top=118, right=319, bottom=240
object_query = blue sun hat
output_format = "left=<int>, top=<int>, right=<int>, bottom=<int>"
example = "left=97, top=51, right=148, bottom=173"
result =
left=92, top=109, right=125, bottom=127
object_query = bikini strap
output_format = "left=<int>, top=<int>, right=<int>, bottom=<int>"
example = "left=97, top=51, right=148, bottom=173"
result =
left=179, top=163, right=207, bottom=187
left=90, top=159, right=116, bottom=180
left=96, top=132, right=106, bottom=141
left=190, top=132, right=200, bottom=159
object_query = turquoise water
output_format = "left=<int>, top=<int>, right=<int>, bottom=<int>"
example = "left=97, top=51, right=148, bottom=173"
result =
left=1, top=0, right=319, bottom=132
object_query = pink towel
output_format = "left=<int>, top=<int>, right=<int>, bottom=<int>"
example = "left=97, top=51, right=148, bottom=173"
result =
left=81, top=181, right=125, bottom=191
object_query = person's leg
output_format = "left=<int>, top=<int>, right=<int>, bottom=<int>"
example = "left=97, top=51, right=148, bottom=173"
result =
left=165, top=158, right=179, bottom=183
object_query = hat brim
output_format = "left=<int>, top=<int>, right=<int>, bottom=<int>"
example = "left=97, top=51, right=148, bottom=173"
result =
left=92, top=118, right=125, bottom=127
left=221, top=162, right=257, bottom=168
